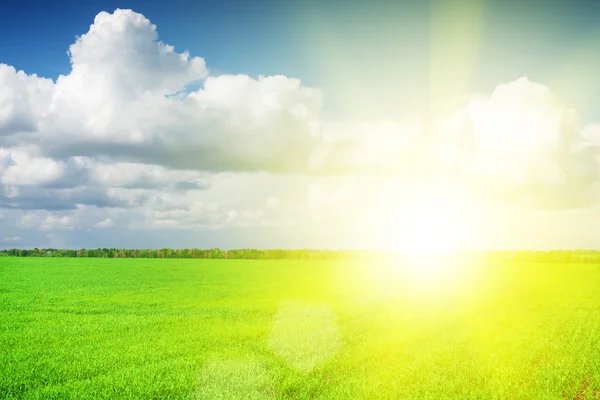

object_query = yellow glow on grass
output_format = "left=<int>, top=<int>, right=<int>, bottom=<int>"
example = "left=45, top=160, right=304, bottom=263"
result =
left=401, top=252, right=463, bottom=295
left=349, top=251, right=474, bottom=307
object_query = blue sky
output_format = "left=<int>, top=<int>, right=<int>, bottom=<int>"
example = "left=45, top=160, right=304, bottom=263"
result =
left=1, top=0, right=299, bottom=77
left=1, top=0, right=600, bottom=249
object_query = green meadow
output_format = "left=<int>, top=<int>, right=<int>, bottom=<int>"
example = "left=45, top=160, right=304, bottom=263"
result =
left=1, top=256, right=600, bottom=399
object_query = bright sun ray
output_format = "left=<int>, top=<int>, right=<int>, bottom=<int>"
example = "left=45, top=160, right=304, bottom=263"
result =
left=369, top=182, right=485, bottom=296
left=378, top=183, right=477, bottom=254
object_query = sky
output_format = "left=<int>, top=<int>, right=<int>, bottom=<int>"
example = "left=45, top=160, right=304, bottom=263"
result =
left=1, top=0, right=600, bottom=250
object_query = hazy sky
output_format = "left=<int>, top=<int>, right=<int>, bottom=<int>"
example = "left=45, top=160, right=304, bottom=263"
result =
left=1, top=0, right=600, bottom=250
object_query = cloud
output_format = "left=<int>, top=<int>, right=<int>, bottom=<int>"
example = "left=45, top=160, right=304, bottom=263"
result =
left=314, top=120, right=424, bottom=175
left=86, top=160, right=210, bottom=190
left=67, top=10, right=208, bottom=97
left=3, top=236, right=20, bottom=243
left=0, top=185, right=127, bottom=210
left=36, top=73, right=322, bottom=173
left=0, top=152, right=213, bottom=211
left=0, top=147, right=65, bottom=185
left=438, top=77, right=599, bottom=208
left=19, top=214, right=77, bottom=231
left=0, top=9, right=322, bottom=175
left=0, top=65, right=54, bottom=135
left=93, top=218, right=114, bottom=228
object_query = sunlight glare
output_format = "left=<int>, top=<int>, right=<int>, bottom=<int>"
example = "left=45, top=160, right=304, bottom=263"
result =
left=380, top=186, right=473, bottom=254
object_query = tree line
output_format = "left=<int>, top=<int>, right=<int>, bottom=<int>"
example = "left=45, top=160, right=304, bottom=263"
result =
left=1, top=248, right=600, bottom=262
left=0, top=248, right=365, bottom=260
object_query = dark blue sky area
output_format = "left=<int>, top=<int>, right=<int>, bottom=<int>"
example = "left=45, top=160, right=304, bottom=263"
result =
left=1, top=0, right=313, bottom=79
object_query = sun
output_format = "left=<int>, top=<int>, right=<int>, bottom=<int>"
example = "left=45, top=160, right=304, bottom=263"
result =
left=369, top=187, right=480, bottom=296
left=400, top=203, right=458, bottom=253
left=380, top=190, right=469, bottom=254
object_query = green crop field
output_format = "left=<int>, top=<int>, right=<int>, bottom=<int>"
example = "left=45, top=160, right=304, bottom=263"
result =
left=2, top=256, right=600, bottom=399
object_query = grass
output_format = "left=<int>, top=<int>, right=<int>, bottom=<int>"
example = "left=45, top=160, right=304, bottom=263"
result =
left=1, top=256, right=600, bottom=399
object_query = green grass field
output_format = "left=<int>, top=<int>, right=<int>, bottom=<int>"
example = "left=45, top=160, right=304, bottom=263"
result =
left=2, top=256, right=600, bottom=399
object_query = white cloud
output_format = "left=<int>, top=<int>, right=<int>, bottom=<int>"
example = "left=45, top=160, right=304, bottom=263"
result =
left=437, top=77, right=599, bottom=208
left=19, top=213, right=77, bottom=231
left=93, top=218, right=114, bottom=228
left=0, top=148, right=65, bottom=185
left=0, top=64, right=54, bottom=135
left=314, top=120, right=423, bottom=174
left=0, top=9, right=322, bottom=175
left=41, top=215, right=76, bottom=231
left=581, top=123, right=600, bottom=145
left=87, top=160, right=208, bottom=189
left=67, top=10, right=207, bottom=96
left=3, top=236, right=20, bottom=243
left=465, top=77, right=579, bottom=184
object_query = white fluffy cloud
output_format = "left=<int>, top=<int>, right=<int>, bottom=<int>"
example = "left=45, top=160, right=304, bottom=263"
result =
left=0, top=148, right=65, bottom=185
left=1, top=9, right=600, bottom=248
left=1, top=9, right=322, bottom=174
left=0, top=65, right=54, bottom=135
left=438, top=77, right=599, bottom=208
left=67, top=10, right=208, bottom=97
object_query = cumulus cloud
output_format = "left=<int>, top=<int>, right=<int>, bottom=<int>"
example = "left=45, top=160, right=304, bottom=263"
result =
left=0, top=147, right=65, bottom=185
left=67, top=10, right=208, bottom=96
left=438, top=77, right=599, bottom=208
left=0, top=9, right=323, bottom=175
left=0, top=65, right=54, bottom=135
